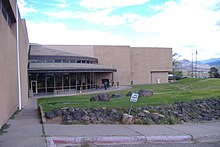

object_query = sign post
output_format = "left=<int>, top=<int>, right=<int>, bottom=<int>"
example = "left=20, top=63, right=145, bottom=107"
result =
left=128, top=93, right=139, bottom=115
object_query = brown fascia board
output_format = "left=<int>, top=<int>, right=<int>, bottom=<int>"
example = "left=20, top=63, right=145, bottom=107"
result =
left=28, top=69, right=117, bottom=73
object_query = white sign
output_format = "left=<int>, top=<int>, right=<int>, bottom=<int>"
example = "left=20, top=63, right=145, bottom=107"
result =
left=130, top=93, right=139, bottom=102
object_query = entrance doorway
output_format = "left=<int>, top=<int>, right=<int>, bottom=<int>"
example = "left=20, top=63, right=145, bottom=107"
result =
left=31, top=81, right=37, bottom=94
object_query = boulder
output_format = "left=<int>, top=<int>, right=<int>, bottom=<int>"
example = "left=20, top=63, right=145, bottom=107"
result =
left=53, top=109, right=62, bottom=116
left=62, top=114, right=73, bottom=123
left=122, top=114, right=133, bottom=124
left=45, top=112, right=56, bottom=119
left=138, top=89, right=153, bottom=97
left=90, top=93, right=111, bottom=102
left=111, top=93, right=123, bottom=98
left=125, top=92, right=132, bottom=97
left=82, top=115, right=90, bottom=121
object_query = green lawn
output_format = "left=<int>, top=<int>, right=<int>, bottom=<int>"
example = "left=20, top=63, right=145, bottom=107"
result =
left=38, top=78, right=220, bottom=112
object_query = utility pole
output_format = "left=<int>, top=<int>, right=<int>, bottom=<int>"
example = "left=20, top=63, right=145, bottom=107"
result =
left=195, top=50, right=198, bottom=78
left=191, top=49, right=194, bottom=78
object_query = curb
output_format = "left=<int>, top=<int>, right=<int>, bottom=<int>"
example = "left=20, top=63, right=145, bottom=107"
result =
left=38, top=104, right=46, bottom=123
left=146, top=135, right=192, bottom=142
left=192, top=134, right=220, bottom=141
left=46, top=135, right=193, bottom=146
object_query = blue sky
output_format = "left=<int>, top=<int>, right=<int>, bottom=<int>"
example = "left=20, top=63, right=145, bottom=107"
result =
left=18, top=0, right=220, bottom=60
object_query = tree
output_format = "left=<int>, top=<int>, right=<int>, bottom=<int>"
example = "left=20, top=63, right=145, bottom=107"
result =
left=172, top=52, right=181, bottom=71
left=208, top=67, right=219, bottom=78
left=169, top=52, right=183, bottom=80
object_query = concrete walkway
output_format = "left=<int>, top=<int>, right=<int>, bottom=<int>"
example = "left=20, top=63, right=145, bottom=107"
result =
left=0, top=98, right=46, bottom=147
left=0, top=86, right=220, bottom=147
left=33, top=86, right=132, bottom=98
left=45, top=122, right=220, bottom=146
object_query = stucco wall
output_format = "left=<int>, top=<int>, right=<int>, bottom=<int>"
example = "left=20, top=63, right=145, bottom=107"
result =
left=94, top=46, right=131, bottom=85
left=0, top=10, right=18, bottom=127
left=0, top=2, right=29, bottom=127
left=151, top=72, right=169, bottom=84
left=131, top=47, right=172, bottom=84
left=19, top=19, right=29, bottom=107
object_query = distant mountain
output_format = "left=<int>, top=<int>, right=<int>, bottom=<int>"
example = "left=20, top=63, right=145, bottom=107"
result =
left=198, top=58, right=220, bottom=67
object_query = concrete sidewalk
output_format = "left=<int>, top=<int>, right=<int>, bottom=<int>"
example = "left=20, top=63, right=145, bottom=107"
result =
left=0, top=98, right=46, bottom=147
left=33, top=86, right=132, bottom=98
left=44, top=122, right=220, bottom=146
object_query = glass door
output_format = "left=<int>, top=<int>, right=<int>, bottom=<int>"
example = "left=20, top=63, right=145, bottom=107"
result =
left=31, top=81, right=37, bottom=94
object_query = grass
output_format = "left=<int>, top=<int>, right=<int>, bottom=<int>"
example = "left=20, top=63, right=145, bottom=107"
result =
left=38, top=78, right=220, bottom=112
left=0, top=124, right=10, bottom=135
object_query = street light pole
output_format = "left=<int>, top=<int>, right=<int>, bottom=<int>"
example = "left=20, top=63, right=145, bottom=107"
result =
left=191, top=49, right=194, bottom=78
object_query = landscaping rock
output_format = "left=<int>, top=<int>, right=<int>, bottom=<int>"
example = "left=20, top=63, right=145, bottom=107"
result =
left=53, top=109, right=62, bottom=116
left=45, top=98, right=220, bottom=125
left=125, top=92, right=132, bottom=97
left=138, top=89, right=153, bottom=97
left=62, top=114, right=73, bottom=123
left=122, top=114, right=133, bottom=124
left=45, top=112, right=56, bottom=119
left=82, top=115, right=90, bottom=121
left=90, top=93, right=111, bottom=102
left=111, top=93, right=124, bottom=98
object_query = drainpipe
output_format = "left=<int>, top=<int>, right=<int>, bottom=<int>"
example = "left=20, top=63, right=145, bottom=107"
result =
left=16, top=4, right=22, bottom=110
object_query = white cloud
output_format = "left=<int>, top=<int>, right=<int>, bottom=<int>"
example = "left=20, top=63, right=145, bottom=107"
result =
left=129, top=0, right=220, bottom=60
left=26, top=21, right=128, bottom=45
left=43, top=9, right=141, bottom=26
left=56, top=0, right=68, bottom=8
left=17, top=0, right=37, bottom=16
left=80, top=0, right=150, bottom=9
left=43, top=11, right=74, bottom=19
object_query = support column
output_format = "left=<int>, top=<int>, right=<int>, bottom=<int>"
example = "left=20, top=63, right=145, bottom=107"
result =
left=76, top=73, right=77, bottom=92
left=45, top=74, right=47, bottom=94
left=54, top=73, right=56, bottom=92
left=62, top=74, right=64, bottom=90
left=69, top=74, right=71, bottom=90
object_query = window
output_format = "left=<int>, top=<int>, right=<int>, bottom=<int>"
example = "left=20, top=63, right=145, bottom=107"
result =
left=70, top=60, right=76, bottom=63
left=1, top=1, right=14, bottom=28
left=37, top=60, right=45, bottom=63
left=55, top=59, right=62, bottom=63
left=46, top=60, right=54, bottom=63
left=0, top=0, right=2, bottom=11
left=63, top=59, right=69, bottom=63
left=30, top=60, right=37, bottom=63
left=2, top=3, right=8, bottom=21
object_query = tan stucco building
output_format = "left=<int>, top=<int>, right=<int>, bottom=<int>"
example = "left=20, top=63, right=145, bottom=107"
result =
left=0, top=0, right=29, bottom=128
left=28, top=44, right=172, bottom=95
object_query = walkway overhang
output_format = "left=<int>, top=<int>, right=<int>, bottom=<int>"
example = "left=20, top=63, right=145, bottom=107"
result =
left=28, top=63, right=117, bottom=73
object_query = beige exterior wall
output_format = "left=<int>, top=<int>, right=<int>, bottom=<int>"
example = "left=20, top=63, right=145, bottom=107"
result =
left=93, top=46, right=172, bottom=85
left=0, top=1, right=29, bottom=127
left=94, top=46, right=131, bottom=85
left=131, top=47, right=172, bottom=84
left=19, top=19, right=29, bottom=107
left=96, top=73, right=112, bottom=86
left=151, top=72, right=169, bottom=84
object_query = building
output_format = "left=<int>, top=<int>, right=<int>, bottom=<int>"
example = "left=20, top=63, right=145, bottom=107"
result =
left=0, top=0, right=172, bottom=127
left=0, top=0, right=29, bottom=127
left=28, top=44, right=172, bottom=95
left=28, top=44, right=116, bottom=95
